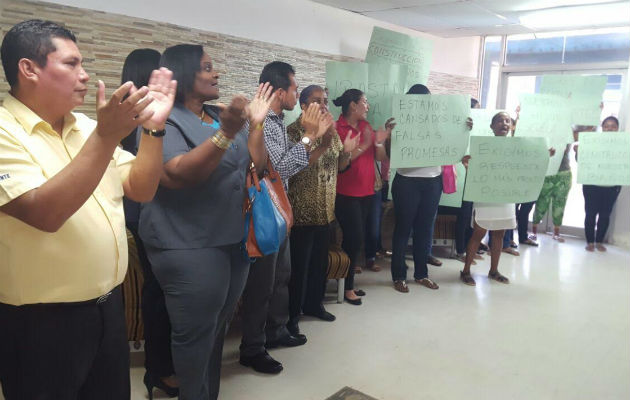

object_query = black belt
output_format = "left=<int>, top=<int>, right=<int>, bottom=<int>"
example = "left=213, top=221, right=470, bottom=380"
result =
left=0, top=287, right=118, bottom=309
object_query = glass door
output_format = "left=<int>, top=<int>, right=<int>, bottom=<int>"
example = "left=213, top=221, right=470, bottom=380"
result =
left=501, top=72, right=625, bottom=238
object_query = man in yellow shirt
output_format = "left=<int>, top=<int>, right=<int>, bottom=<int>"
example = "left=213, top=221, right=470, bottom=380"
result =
left=0, top=20, right=176, bottom=399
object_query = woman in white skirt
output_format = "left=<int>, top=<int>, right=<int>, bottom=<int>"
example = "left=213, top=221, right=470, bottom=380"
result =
left=461, top=111, right=555, bottom=286
left=460, top=112, right=519, bottom=286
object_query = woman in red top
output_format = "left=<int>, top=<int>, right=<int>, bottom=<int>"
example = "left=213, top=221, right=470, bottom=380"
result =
left=333, top=89, right=394, bottom=305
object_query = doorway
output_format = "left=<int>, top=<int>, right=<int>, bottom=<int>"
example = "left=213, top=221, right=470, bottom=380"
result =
left=500, top=72, right=625, bottom=238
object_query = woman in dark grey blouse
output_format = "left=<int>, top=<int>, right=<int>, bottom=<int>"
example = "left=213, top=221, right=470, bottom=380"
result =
left=138, top=44, right=272, bottom=400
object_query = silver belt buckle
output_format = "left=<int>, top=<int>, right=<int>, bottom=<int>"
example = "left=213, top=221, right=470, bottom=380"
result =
left=96, top=292, right=112, bottom=304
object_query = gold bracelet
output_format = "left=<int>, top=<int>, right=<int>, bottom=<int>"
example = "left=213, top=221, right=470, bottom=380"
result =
left=253, top=122, right=264, bottom=131
left=210, top=130, right=232, bottom=150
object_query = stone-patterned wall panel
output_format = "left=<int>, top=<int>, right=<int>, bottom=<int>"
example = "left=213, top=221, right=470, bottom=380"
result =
left=1, top=0, right=478, bottom=119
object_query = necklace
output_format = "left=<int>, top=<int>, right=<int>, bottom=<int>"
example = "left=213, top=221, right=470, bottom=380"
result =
left=199, top=108, right=205, bottom=121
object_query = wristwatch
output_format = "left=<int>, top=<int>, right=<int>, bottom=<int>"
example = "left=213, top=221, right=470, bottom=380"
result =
left=142, top=127, right=166, bottom=137
left=301, top=135, right=312, bottom=150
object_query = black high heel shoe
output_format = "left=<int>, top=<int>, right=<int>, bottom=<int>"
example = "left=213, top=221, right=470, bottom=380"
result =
left=144, top=372, right=179, bottom=400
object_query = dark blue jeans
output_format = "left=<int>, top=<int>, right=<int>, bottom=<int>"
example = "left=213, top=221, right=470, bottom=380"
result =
left=391, top=174, right=442, bottom=281
left=455, top=201, right=474, bottom=254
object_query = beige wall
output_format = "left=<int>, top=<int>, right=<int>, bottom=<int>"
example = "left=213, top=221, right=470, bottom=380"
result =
left=44, top=0, right=482, bottom=78
left=0, top=0, right=478, bottom=119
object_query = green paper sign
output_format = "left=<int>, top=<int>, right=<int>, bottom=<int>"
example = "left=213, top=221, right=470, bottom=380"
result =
left=515, top=93, right=573, bottom=176
left=390, top=94, right=470, bottom=168
left=439, top=162, right=467, bottom=208
left=366, top=63, right=409, bottom=130
left=577, top=132, right=630, bottom=186
left=540, top=74, right=607, bottom=99
left=463, top=136, right=550, bottom=203
left=470, top=109, right=505, bottom=137
left=567, top=97, right=603, bottom=127
left=540, top=75, right=607, bottom=126
left=365, top=26, right=433, bottom=87
left=326, top=61, right=368, bottom=120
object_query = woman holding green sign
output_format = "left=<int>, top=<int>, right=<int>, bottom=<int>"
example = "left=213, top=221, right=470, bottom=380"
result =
left=580, top=116, right=622, bottom=252
left=460, top=112, right=517, bottom=286
left=390, top=84, right=444, bottom=293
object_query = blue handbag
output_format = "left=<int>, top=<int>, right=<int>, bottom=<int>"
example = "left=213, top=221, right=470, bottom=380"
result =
left=243, top=161, right=293, bottom=258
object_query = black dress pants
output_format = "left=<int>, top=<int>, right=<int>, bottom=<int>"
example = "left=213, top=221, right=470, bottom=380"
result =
left=516, top=201, right=535, bottom=242
left=289, top=224, right=330, bottom=326
left=0, top=287, right=130, bottom=400
left=335, top=194, right=373, bottom=290
left=583, top=185, right=621, bottom=243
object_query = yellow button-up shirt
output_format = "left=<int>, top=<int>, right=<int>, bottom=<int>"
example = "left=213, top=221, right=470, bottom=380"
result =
left=0, top=94, right=135, bottom=306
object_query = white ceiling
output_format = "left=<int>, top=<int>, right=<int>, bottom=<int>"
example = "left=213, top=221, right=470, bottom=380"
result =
left=311, top=0, right=630, bottom=37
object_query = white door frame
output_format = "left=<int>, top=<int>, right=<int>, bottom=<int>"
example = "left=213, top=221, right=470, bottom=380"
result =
left=497, top=66, right=628, bottom=238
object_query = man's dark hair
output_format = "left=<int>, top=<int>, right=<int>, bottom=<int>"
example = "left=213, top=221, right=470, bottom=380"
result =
left=259, top=61, right=295, bottom=93
left=602, top=115, right=619, bottom=128
left=160, top=44, right=203, bottom=104
left=491, top=111, right=511, bottom=125
left=471, top=98, right=479, bottom=108
left=1, top=19, right=76, bottom=88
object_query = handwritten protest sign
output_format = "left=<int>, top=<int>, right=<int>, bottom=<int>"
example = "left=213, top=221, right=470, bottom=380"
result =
left=540, top=75, right=607, bottom=126
left=516, top=93, right=572, bottom=175
left=326, top=61, right=368, bottom=119
left=365, top=26, right=433, bottom=87
left=567, top=97, right=603, bottom=127
left=439, top=162, right=467, bottom=208
left=366, top=63, right=408, bottom=130
left=390, top=94, right=470, bottom=168
left=463, top=136, right=549, bottom=203
left=577, top=132, right=630, bottom=185
left=540, top=74, right=607, bottom=99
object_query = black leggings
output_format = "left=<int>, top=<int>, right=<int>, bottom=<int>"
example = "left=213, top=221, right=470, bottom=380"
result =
left=335, top=194, right=373, bottom=290
left=583, top=185, right=621, bottom=243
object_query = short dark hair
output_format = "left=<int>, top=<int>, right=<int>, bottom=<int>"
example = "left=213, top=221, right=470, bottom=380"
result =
left=259, top=61, right=295, bottom=93
left=160, top=44, right=203, bottom=104
left=471, top=98, right=479, bottom=108
left=407, top=84, right=431, bottom=95
left=121, top=48, right=161, bottom=88
left=1, top=19, right=76, bottom=88
left=491, top=111, right=511, bottom=125
left=299, top=84, right=324, bottom=106
left=602, top=115, right=619, bottom=128
left=332, top=89, right=363, bottom=116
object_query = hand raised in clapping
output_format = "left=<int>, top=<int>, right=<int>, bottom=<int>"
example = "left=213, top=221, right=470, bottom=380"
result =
left=218, top=96, right=249, bottom=138
left=384, top=117, right=396, bottom=132
left=96, top=68, right=177, bottom=141
left=374, top=117, right=395, bottom=145
left=343, top=132, right=360, bottom=154
left=301, top=103, right=322, bottom=137
left=142, top=68, right=177, bottom=131
left=247, top=82, right=275, bottom=126
left=317, top=112, right=334, bottom=139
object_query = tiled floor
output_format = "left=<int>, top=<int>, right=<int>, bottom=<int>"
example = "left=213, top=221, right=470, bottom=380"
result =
left=3, top=235, right=629, bottom=400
